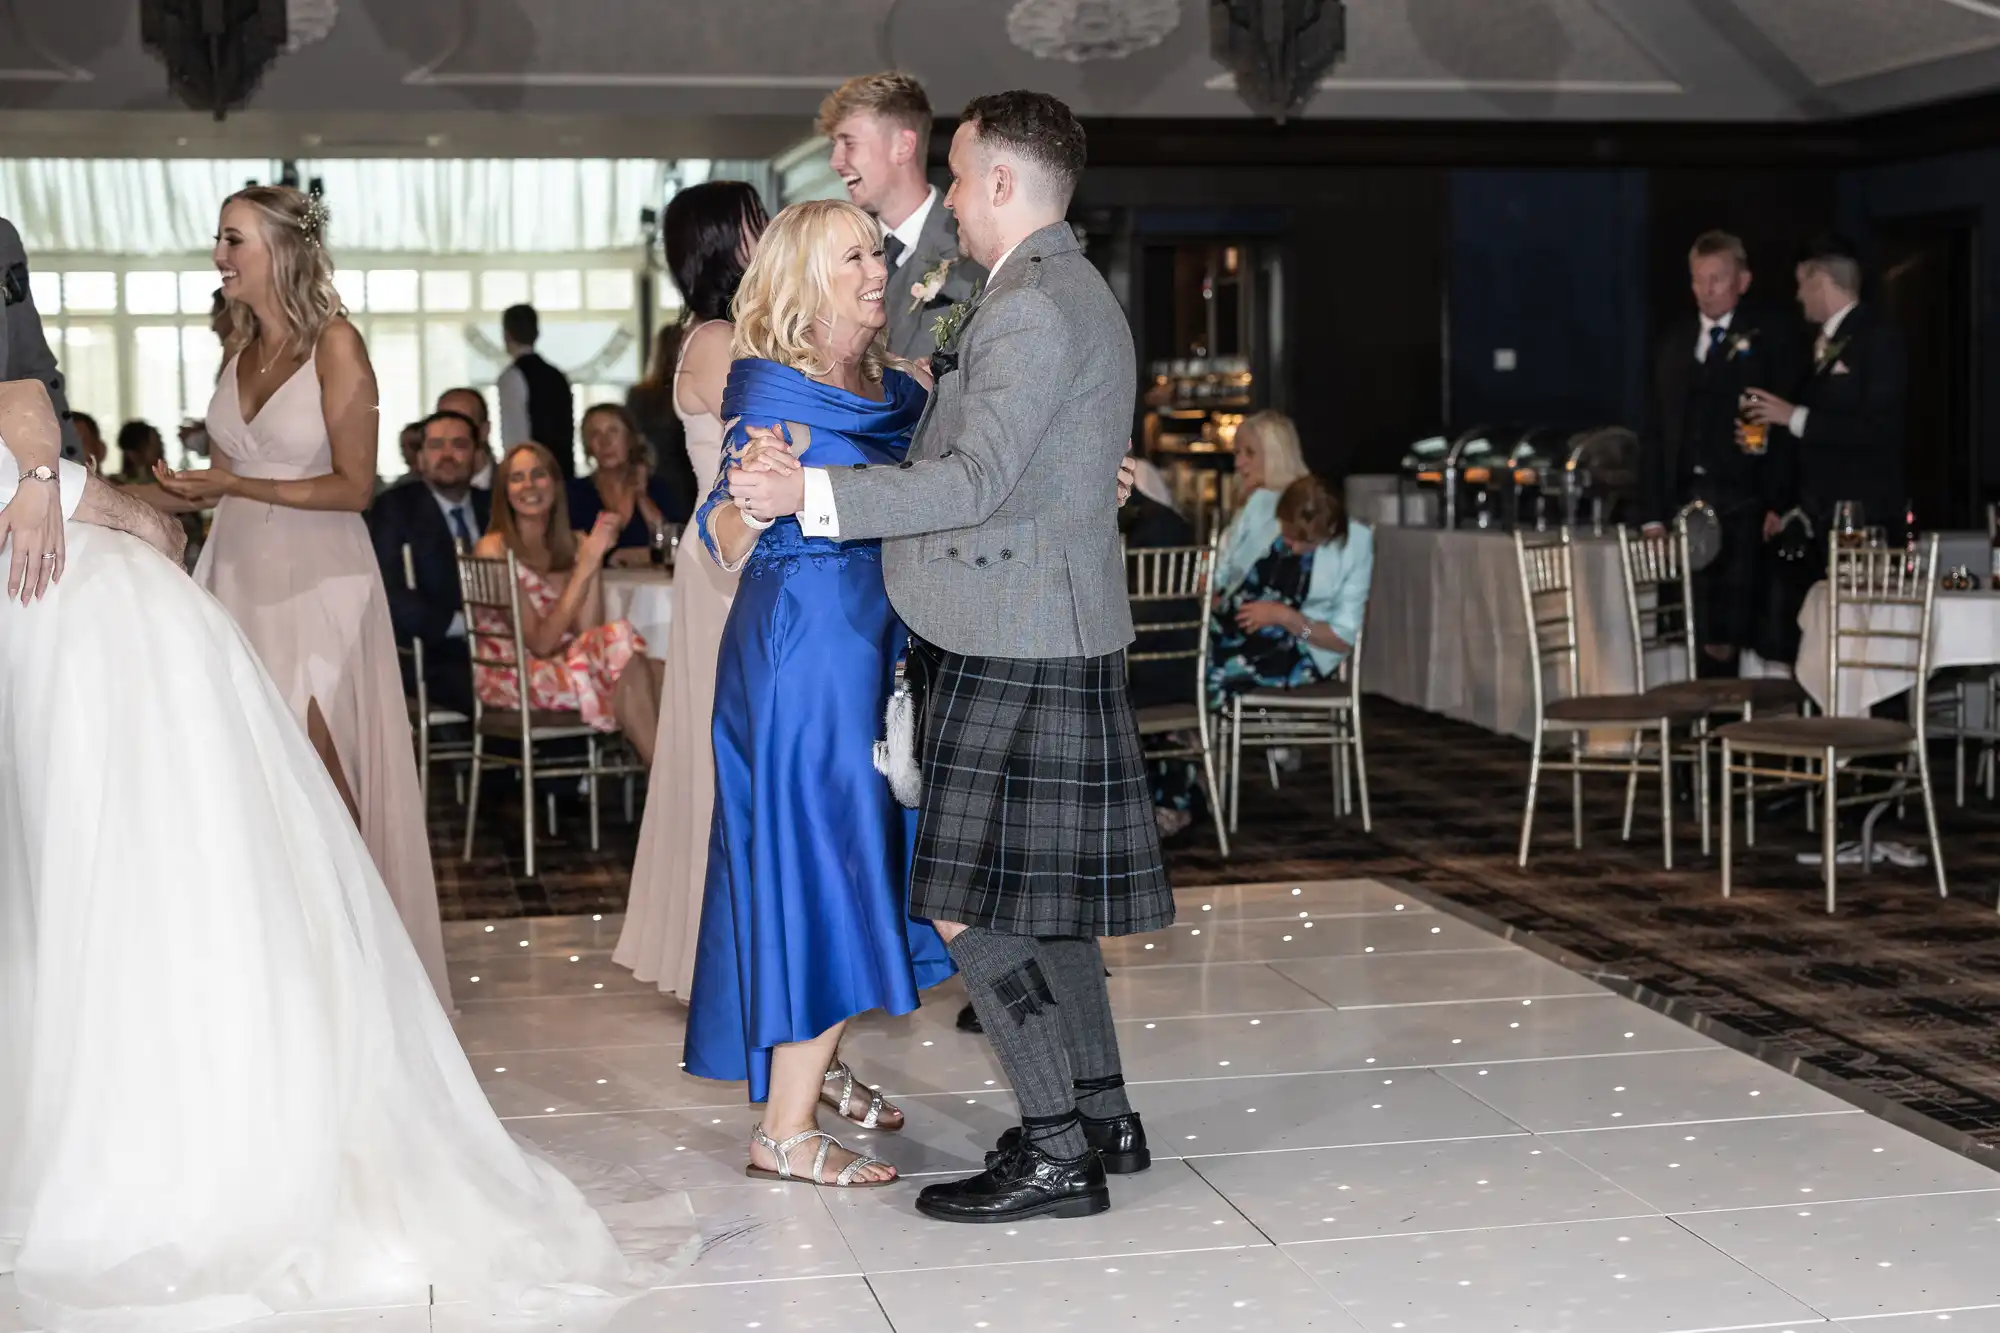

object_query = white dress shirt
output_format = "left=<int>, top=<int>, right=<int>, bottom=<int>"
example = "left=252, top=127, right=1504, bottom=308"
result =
left=883, top=188, right=936, bottom=270
left=430, top=484, right=480, bottom=638
left=1789, top=300, right=1858, bottom=439
left=470, top=454, right=494, bottom=491
left=496, top=361, right=532, bottom=450
left=795, top=239, right=1023, bottom=539
left=1695, top=309, right=1734, bottom=363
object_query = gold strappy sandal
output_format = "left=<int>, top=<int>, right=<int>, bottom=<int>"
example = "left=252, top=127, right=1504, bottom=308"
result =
left=745, top=1124, right=897, bottom=1189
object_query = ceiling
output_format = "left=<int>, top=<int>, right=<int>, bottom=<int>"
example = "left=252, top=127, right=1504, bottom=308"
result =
left=7, top=0, right=2000, bottom=158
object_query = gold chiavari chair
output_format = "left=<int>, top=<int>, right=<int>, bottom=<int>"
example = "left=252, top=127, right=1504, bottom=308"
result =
left=1626, top=519, right=1809, bottom=848
left=1516, top=528, right=1708, bottom=868
left=1224, top=612, right=1372, bottom=836
left=456, top=550, right=645, bottom=878
left=1126, top=541, right=1229, bottom=858
left=399, top=543, right=473, bottom=809
left=1718, top=535, right=1949, bottom=912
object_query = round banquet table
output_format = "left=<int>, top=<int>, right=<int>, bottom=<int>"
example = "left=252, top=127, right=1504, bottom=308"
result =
left=602, top=566, right=675, bottom=661
left=1794, top=582, right=2000, bottom=716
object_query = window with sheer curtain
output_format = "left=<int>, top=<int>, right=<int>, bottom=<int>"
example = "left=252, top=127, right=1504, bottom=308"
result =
left=0, top=157, right=777, bottom=479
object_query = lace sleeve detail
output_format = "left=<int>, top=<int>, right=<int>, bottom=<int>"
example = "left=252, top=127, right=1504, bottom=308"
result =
left=695, top=416, right=749, bottom=570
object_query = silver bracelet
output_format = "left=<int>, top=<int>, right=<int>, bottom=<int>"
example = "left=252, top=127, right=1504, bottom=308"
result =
left=1292, top=618, right=1313, bottom=644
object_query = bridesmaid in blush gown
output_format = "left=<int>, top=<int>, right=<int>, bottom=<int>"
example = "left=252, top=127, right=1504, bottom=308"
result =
left=615, top=181, right=766, bottom=1001
left=153, top=186, right=450, bottom=1005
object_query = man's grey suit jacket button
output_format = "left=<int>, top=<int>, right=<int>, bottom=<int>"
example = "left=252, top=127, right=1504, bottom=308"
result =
left=852, top=463, right=869, bottom=471
left=1000, top=549, right=1013, bottom=560
left=898, top=461, right=913, bottom=469
left=946, top=546, right=959, bottom=558
left=975, top=556, right=989, bottom=567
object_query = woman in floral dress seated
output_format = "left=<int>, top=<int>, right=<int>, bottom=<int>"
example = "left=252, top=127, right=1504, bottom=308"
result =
left=471, top=441, right=662, bottom=762
left=1208, top=472, right=1374, bottom=703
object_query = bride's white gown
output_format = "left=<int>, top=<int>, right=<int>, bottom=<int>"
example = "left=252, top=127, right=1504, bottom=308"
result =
left=0, top=455, right=686, bottom=1331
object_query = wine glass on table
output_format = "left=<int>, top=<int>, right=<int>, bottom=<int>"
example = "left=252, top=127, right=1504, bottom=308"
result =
left=1833, top=501, right=1866, bottom=550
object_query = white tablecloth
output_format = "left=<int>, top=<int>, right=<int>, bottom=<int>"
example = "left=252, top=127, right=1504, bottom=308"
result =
left=1795, top=583, right=2000, bottom=716
left=603, top=567, right=674, bottom=661
left=1363, top=526, right=1685, bottom=742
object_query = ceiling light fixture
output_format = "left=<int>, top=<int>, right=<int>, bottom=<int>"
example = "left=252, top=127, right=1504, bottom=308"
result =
left=1008, top=0, right=1182, bottom=63
left=1209, top=0, right=1347, bottom=123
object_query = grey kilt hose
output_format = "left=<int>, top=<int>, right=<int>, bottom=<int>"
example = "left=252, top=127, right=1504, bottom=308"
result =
left=905, top=636, right=1173, bottom=939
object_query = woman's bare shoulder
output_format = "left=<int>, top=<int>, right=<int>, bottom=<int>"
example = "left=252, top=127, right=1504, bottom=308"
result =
left=317, top=316, right=367, bottom=359
left=683, top=319, right=733, bottom=363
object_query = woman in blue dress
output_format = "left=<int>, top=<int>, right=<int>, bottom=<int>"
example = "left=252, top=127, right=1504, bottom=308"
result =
left=682, top=200, right=953, bottom=1189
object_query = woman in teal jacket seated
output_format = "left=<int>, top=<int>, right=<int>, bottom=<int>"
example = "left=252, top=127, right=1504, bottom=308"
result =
left=1209, top=472, right=1373, bottom=701
left=1215, top=409, right=1311, bottom=595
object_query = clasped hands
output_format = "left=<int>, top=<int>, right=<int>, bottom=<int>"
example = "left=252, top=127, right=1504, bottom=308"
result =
left=724, top=426, right=1142, bottom=524
left=726, top=428, right=806, bottom=524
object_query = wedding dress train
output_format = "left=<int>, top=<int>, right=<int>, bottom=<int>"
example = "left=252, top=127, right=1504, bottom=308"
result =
left=0, top=512, right=687, bottom=1332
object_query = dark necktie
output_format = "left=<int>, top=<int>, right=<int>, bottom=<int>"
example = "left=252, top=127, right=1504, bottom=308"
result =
left=883, top=232, right=906, bottom=268
left=448, top=504, right=475, bottom=548
left=1705, top=324, right=1727, bottom=362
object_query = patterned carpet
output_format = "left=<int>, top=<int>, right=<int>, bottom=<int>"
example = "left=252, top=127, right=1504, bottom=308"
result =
left=429, top=699, right=2000, bottom=1150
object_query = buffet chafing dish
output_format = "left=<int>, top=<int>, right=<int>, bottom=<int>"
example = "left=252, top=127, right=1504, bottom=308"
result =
left=1399, top=425, right=1565, bottom=530
left=1557, top=426, right=1641, bottom=533
left=1399, top=425, right=1497, bottom=529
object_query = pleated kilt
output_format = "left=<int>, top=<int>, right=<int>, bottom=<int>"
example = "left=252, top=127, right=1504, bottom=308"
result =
left=905, top=637, right=1174, bottom=939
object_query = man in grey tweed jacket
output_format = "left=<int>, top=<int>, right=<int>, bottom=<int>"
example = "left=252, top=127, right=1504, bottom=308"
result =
left=1, top=219, right=84, bottom=464
left=731, top=91, right=1171, bottom=1225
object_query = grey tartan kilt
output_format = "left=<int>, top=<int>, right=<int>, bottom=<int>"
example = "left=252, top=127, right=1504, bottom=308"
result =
left=905, top=639, right=1174, bottom=939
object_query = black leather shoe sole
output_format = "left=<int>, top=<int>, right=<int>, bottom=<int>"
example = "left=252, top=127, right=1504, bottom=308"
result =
left=915, top=1184, right=1111, bottom=1224
left=955, top=1003, right=983, bottom=1034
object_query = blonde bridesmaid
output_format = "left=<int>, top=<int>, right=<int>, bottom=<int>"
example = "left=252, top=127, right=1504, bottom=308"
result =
left=154, top=186, right=450, bottom=1005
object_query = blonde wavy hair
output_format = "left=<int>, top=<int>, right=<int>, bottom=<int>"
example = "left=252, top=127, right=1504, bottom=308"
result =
left=1237, top=409, right=1309, bottom=492
left=731, top=199, right=892, bottom=383
left=218, top=185, right=343, bottom=360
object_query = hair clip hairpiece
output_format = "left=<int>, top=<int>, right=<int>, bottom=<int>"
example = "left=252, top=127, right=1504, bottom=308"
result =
left=298, top=195, right=330, bottom=248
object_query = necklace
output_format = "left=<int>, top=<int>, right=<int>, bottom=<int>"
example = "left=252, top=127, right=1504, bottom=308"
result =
left=248, top=334, right=294, bottom=377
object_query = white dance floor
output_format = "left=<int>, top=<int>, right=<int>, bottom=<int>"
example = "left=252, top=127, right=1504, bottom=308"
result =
left=13, top=878, right=2000, bottom=1331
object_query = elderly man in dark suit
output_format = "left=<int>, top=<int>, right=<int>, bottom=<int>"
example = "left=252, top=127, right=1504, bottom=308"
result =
left=1644, top=230, right=1805, bottom=675
left=1, top=218, right=84, bottom=464
left=366, top=409, right=491, bottom=718
left=820, top=71, right=986, bottom=363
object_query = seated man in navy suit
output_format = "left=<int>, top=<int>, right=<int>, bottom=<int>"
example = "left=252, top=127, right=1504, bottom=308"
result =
left=366, top=409, right=490, bottom=717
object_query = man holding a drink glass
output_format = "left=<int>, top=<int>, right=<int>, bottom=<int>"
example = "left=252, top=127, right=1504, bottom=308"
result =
left=1739, top=234, right=1908, bottom=554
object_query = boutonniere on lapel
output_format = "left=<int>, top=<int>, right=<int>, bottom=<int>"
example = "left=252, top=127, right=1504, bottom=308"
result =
left=1816, top=336, right=1850, bottom=374
left=909, top=257, right=955, bottom=313
left=928, top=281, right=982, bottom=378
left=1726, top=330, right=1758, bottom=361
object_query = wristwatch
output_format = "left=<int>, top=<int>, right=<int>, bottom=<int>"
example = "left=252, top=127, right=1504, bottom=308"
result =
left=17, top=464, right=56, bottom=485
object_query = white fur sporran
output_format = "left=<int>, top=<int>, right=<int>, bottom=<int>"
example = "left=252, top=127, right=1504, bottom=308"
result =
left=872, top=672, right=922, bottom=808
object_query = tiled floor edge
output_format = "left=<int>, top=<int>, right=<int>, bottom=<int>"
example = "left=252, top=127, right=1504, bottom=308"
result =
left=1366, top=872, right=2000, bottom=1175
